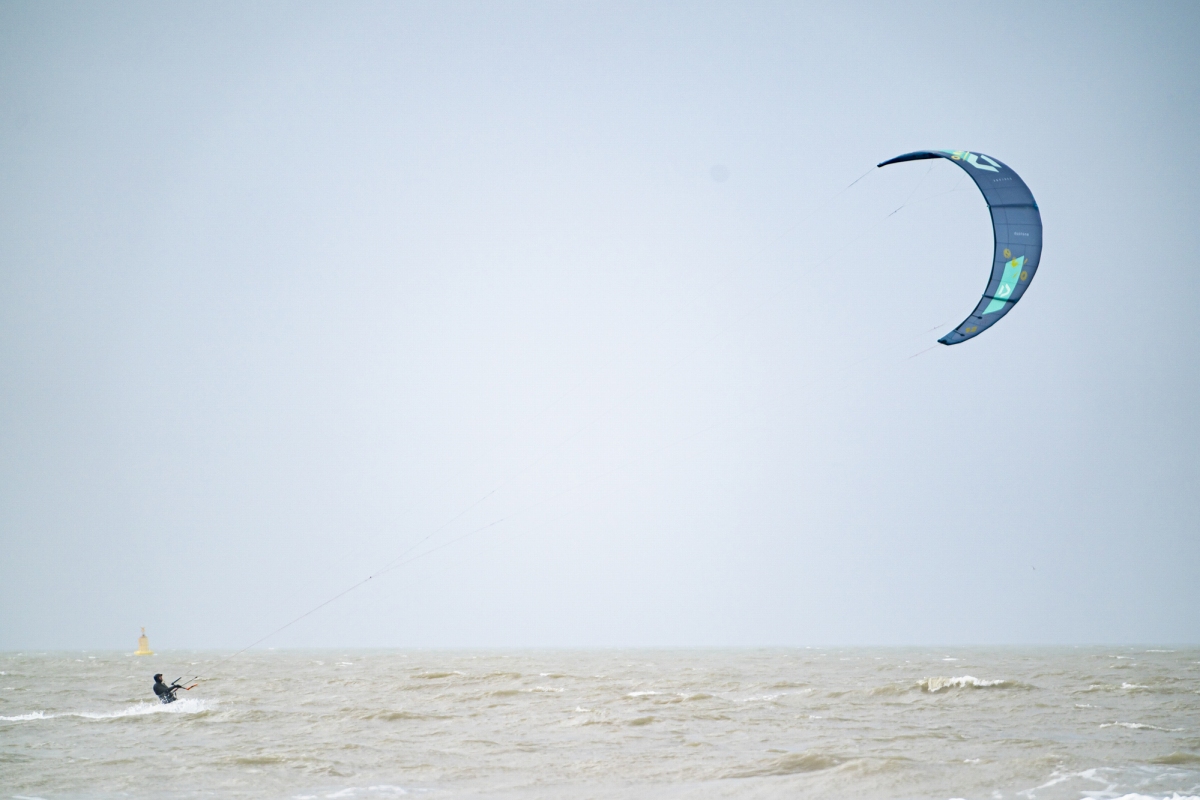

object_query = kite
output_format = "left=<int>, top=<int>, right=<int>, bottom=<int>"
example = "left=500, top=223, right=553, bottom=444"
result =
left=878, top=150, right=1042, bottom=345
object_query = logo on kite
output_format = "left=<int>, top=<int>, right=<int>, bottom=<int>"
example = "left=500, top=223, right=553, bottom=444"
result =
left=983, top=255, right=1025, bottom=316
left=941, top=150, right=1001, bottom=172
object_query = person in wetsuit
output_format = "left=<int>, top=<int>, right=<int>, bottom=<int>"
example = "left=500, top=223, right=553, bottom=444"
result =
left=153, top=674, right=182, bottom=704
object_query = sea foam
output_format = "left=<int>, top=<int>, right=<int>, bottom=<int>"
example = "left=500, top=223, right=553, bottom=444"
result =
left=0, top=698, right=211, bottom=722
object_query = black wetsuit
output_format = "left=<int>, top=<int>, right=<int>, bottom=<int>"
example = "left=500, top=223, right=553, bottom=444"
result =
left=153, top=678, right=180, bottom=704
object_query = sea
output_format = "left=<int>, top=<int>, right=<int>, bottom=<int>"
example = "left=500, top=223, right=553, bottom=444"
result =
left=2, top=648, right=1198, bottom=800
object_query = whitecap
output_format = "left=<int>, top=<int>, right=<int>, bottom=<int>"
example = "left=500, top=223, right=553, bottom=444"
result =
left=1099, top=721, right=1167, bottom=731
left=734, top=694, right=783, bottom=702
left=920, top=676, right=1009, bottom=693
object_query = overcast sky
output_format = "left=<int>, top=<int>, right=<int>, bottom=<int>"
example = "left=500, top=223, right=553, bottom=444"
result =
left=2, top=1, right=1198, bottom=650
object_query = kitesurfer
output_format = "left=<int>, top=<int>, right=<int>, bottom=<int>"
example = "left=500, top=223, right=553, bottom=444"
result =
left=153, top=674, right=183, bottom=704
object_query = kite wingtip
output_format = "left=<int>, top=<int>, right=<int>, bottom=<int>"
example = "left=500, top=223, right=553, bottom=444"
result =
left=878, top=151, right=941, bottom=168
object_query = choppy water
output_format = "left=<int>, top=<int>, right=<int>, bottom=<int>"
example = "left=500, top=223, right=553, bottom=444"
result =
left=2, top=648, right=1198, bottom=800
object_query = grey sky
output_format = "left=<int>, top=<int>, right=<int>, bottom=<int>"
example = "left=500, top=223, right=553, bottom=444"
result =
left=2, top=1, right=1197, bottom=650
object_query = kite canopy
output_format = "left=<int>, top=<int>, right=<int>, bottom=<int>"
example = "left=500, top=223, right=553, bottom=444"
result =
left=878, top=150, right=1041, bottom=345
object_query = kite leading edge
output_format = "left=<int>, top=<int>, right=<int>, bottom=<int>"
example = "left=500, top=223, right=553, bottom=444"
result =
left=878, top=150, right=1042, bottom=345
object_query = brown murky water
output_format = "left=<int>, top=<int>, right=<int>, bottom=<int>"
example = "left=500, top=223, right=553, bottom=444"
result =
left=2, top=648, right=1198, bottom=800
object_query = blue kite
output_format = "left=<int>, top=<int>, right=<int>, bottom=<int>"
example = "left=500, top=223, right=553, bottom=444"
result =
left=878, top=150, right=1042, bottom=345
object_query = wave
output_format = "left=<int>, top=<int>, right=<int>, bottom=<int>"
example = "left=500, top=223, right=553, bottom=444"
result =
left=734, top=694, right=786, bottom=703
left=364, top=710, right=448, bottom=721
left=919, top=676, right=1012, bottom=693
left=1079, top=681, right=1188, bottom=696
left=1026, top=768, right=1200, bottom=800
left=563, top=708, right=614, bottom=727
left=294, top=787, right=409, bottom=799
left=233, top=754, right=288, bottom=765
left=622, top=690, right=712, bottom=703
left=1151, top=752, right=1200, bottom=765
left=1099, top=721, right=1174, bottom=731
left=412, top=671, right=462, bottom=680
left=722, top=751, right=843, bottom=778
left=1078, top=683, right=1114, bottom=693
left=0, top=698, right=211, bottom=722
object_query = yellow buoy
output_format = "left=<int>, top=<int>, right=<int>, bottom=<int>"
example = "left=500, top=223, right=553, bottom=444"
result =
left=134, top=627, right=154, bottom=656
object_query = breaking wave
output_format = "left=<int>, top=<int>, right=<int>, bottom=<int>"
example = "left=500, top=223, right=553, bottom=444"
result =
left=919, top=676, right=1012, bottom=693
left=1099, top=721, right=1173, bottom=731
